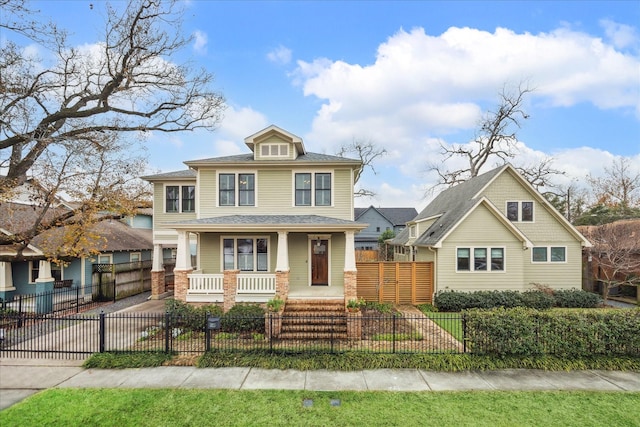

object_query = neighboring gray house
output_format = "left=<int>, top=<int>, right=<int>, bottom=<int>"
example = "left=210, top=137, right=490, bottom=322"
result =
left=354, top=206, right=417, bottom=250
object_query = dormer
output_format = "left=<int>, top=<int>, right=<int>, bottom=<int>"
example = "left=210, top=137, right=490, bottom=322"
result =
left=244, top=125, right=306, bottom=161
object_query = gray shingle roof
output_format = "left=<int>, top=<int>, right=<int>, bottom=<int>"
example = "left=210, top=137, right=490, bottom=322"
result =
left=355, top=206, right=418, bottom=225
left=141, top=169, right=196, bottom=181
left=185, top=152, right=359, bottom=165
left=168, top=215, right=362, bottom=227
left=388, top=164, right=508, bottom=247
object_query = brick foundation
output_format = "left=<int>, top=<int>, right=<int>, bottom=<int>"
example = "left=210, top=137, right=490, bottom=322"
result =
left=151, top=270, right=165, bottom=299
left=346, top=311, right=362, bottom=340
left=223, top=270, right=239, bottom=312
left=173, top=269, right=192, bottom=302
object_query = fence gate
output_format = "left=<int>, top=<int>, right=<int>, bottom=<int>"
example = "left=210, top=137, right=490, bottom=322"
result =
left=356, top=262, right=433, bottom=305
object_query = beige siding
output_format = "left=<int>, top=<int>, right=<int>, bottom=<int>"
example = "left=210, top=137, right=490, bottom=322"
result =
left=254, top=136, right=296, bottom=161
left=288, top=233, right=310, bottom=291
left=152, top=181, right=197, bottom=232
left=330, top=233, right=346, bottom=287
left=436, top=204, right=526, bottom=292
left=198, top=169, right=217, bottom=217
left=199, top=232, right=279, bottom=275
left=523, top=240, right=583, bottom=289
left=194, top=166, right=353, bottom=220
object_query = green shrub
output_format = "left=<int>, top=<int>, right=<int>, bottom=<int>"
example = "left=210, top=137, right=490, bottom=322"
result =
left=362, top=300, right=394, bottom=313
left=220, top=304, right=265, bottom=333
left=464, top=307, right=640, bottom=357
left=520, top=290, right=555, bottom=310
left=164, top=299, right=223, bottom=332
left=552, top=289, right=602, bottom=308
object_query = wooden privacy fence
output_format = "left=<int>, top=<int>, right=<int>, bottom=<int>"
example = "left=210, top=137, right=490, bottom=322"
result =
left=356, top=261, right=434, bottom=305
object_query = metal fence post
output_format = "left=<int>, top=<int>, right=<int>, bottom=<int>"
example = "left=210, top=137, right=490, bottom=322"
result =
left=99, top=311, right=106, bottom=353
left=164, top=311, right=171, bottom=354
left=205, top=312, right=211, bottom=352
left=269, top=313, right=273, bottom=353
left=462, top=313, right=467, bottom=353
left=112, top=280, right=117, bottom=303
left=75, top=287, right=80, bottom=313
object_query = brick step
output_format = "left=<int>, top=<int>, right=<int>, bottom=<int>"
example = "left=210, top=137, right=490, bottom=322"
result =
left=282, top=315, right=346, bottom=324
left=281, top=324, right=347, bottom=333
left=282, top=311, right=345, bottom=318
left=277, top=332, right=349, bottom=340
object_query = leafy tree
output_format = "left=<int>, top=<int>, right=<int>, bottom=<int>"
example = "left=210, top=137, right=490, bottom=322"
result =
left=377, top=229, right=395, bottom=261
left=0, top=0, right=225, bottom=260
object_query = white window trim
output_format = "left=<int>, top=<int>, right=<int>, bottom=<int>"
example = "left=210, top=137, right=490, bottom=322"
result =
left=292, top=170, right=334, bottom=207
left=531, top=246, right=567, bottom=263
left=98, top=254, right=113, bottom=264
left=164, top=183, right=196, bottom=214
left=409, top=225, right=416, bottom=238
left=220, top=236, right=270, bottom=272
left=506, top=200, right=535, bottom=222
left=29, top=261, right=39, bottom=283
left=455, top=246, right=506, bottom=273
left=217, top=171, right=258, bottom=207
left=308, top=234, right=332, bottom=286
left=130, top=252, right=141, bottom=262
left=260, top=143, right=290, bottom=158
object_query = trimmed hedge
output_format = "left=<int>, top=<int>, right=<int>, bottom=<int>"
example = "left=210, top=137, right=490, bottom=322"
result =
left=220, top=303, right=265, bottom=333
left=464, top=307, right=640, bottom=357
left=434, top=289, right=600, bottom=312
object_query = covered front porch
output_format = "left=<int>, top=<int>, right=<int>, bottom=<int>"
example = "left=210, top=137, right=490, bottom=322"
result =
left=150, top=215, right=366, bottom=311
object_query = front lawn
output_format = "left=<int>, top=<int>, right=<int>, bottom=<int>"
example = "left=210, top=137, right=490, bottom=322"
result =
left=1, top=389, right=638, bottom=427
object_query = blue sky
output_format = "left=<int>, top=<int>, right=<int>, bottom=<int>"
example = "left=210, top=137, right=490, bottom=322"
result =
left=8, top=1, right=640, bottom=209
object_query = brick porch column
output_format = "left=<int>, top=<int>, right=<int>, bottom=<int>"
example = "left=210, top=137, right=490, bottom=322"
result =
left=173, top=268, right=191, bottom=301
left=150, top=244, right=166, bottom=299
left=275, top=270, right=290, bottom=300
left=344, top=270, right=358, bottom=304
left=223, top=270, right=239, bottom=312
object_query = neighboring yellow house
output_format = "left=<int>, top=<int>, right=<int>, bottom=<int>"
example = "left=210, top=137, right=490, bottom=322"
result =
left=388, top=164, right=591, bottom=296
left=142, top=125, right=366, bottom=310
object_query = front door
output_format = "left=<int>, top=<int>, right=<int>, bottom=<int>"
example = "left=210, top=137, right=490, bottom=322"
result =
left=311, top=239, right=329, bottom=286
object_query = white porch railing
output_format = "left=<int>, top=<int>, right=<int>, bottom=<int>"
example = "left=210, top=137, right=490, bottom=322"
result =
left=186, top=273, right=224, bottom=302
left=186, top=273, right=276, bottom=303
left=236, top=273, right=276, bottom=294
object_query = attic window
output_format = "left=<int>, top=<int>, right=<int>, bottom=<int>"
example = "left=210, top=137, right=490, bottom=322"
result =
left=260, top=143, right=289, bottom=157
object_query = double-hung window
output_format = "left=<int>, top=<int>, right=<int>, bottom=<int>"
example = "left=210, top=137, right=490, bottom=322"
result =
left=532, top=246, right=566, bottom=263
left=166, top=185, right=195, bottom=213
left=222, top=237, right=269, bottom=271
left=457, top=247, right=505, bottom=272
left=219, top=173, right=255, bottom=206
left=507, top=201, right=534, bottom=222
left=295, top=172, right=331, bottom=206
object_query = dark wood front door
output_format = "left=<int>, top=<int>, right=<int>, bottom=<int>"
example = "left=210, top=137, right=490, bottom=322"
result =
left=311, top=239, right=329, bottom=286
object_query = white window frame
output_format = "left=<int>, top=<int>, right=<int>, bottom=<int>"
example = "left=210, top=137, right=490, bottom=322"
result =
left=164, top=184, right=196, bottom=213
left=531, top=246, right=567, bottom=263
left=130, top=252, right=141, bottom=263
left=217, top=171, right=257, bottom=207
left=506, top=201, right=535, bottom=222
left=29, top=261, right=39, bottom=283
left=292, top=171, right=334, bottom=207
left=260, top=143, right=289, bottom=158
left=220, top=236, right=270, bottom=272
left=456, top=246, right=506, bottom=272
left=409, top=225, right=416, bottom=238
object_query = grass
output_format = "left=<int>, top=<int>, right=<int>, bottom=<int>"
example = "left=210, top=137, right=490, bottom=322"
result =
left=1, top=388, right=638, bottom=426
left=421, top=310, right=464, bottom=342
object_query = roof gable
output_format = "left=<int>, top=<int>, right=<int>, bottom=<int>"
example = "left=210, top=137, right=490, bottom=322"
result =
left=355, top=206, right=418, bottom=225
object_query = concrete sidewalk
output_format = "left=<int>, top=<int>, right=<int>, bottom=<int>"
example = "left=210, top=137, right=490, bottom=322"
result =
left=1, top=357, right=639, bottom=411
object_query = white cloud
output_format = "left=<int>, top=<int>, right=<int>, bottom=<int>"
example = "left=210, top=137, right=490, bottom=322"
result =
left=193, top=30, right=208, bottom=55
left=267, top=45, right=292, bottom=65
left=600, top=19, right=639, bottom=50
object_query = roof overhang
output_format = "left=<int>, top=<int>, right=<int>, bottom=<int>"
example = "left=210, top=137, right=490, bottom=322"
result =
left=164, top=215, right=368, bottom=233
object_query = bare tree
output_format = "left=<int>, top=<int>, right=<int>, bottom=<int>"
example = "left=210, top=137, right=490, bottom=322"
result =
left=583, top=220, right=640, bottom=301
left=1, top=0, right=222, bottom=259
left=336, top=137, right=387, bottom=197
left=0, top=0, right=225, bottom=191
left=427, top=83, right=564, bottom=196
left=588, top=157, right=640, bottom=211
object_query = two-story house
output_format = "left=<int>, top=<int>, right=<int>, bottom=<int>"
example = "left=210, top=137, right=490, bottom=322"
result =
left=354, top=206, right=418, bottom=250
left=388, top=164, right=591, bottom=294
left=142, top=126, right=366, bottom=311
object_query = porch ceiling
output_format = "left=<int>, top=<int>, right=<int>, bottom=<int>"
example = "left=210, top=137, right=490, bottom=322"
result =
left=166, top=214, right=367, bottom=233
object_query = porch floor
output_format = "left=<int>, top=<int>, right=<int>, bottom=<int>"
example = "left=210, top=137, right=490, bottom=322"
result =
left=288, top=286, right=344, bottom=299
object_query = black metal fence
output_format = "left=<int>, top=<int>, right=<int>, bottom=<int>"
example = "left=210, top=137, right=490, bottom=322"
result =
left=0, top=312, right=465, bottom=359
left=0, top=282, right=117, bottom=316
